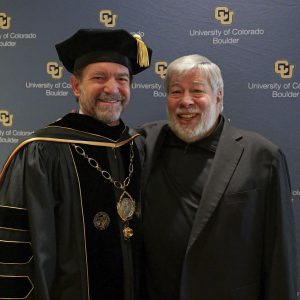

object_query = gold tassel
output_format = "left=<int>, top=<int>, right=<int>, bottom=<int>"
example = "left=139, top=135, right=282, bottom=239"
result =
left=133, top=34, right=149, bottom=67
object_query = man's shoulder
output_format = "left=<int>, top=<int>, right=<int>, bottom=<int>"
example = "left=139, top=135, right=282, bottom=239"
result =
left=136, top=120, right=168, bottom=137
left=241, top=128, right=278, bottom=149
left=225, top=121, right=281, bottom=154
left=5, top=121, right=75, bottom=168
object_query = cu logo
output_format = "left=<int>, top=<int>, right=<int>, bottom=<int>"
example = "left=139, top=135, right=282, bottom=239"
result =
left=0, top=110, right=13, bottom=127
left=0, top=12, right=11, bottom=29
left=99, top=10, right=117, bottom=28
left=47, top=62, right=63, bottom=79
left=155, top=61, right=168, bottom=79
left=215, top=7, right=234, bottom=25
left=274, top=60, right=295, bottom=79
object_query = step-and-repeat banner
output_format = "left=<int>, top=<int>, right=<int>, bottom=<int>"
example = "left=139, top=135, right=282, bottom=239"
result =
left=1, top=0, right=300, bottom=293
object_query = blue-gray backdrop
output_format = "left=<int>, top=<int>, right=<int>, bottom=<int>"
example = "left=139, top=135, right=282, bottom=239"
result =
left=1, top=0, right=299, bottom=295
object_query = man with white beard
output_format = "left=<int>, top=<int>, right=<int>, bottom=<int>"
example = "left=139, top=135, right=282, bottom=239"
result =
left=138, top=54, right=297, bottom=300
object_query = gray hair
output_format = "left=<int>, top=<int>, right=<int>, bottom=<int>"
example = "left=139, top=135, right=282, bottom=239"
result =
left=164, top=54, right=224, bottom=110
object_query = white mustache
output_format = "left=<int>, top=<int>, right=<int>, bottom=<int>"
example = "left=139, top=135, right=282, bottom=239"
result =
left=97, top=93, right=124, bottom=102
left=176, top=108, right=201, bottom=114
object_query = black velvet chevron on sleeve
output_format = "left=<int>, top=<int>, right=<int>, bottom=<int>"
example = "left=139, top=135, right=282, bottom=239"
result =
left=0, top=276, right=33, bottom=298
left=0, top=205, right=29, bottom=230
left=0, top=240, right=32, bottom=264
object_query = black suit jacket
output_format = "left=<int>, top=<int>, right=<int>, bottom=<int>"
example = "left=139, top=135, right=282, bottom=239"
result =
left=139, top=117, right=297, bottom=300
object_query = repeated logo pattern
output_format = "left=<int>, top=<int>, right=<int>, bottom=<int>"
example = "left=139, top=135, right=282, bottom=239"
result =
left=99, top=10, right=117, bottom=28
left=215, top=7, right=234, bottom=25
left=0, top=12, right=11, bottom=29
left=0, top=110, right=13, bottom=127
left=275, top=60, right=295, bottom=79
left=155, top=62, right=168, bottom=79
left=47, top=62, right=63, bottom=79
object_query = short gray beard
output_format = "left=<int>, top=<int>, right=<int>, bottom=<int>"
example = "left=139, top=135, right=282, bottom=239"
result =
left=80, top=91, right=125, bottom=125
left=95, top=92, right=124, bottom=124
left=95, top=103, right=123, bottom=124
left=167, top=104, right=219, bottom=143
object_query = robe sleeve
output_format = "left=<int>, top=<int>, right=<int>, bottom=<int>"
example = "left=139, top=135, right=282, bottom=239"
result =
left=263, top=149, right=297, bottom=300
left=0, top=141, right=60, bottom=299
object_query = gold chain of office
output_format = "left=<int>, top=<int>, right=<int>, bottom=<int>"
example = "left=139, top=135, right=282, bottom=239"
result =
left=71, top=141, right=135, bottom=239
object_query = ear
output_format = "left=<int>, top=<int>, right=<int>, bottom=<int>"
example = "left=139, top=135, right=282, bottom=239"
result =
left=215, top=89, right=223, bottom=113
left=216, top=89, right=222, bottom=104
left=70, top=75, right=81, bottom=97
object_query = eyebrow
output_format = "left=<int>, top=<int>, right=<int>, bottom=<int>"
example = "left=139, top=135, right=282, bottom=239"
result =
left=117, top=72, right=130, bottom=77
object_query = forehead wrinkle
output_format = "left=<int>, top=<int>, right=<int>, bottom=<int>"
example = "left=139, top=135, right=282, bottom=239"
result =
left=191, top=80, right=206, bottom=86
left=170, top=80, right=207, bottom=87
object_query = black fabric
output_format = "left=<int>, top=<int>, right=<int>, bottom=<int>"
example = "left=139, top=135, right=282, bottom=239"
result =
left=139, top=117, right=297, bottom=300
left=55, top=28, right=152, bottom=74
left=50, top=113, right=127, bottom=139
left=0, top=276, right=33, bottom=298
left=0, top=112, right=142, bottom=300
left=75, top=51, right=132, bottom=74
left=51, top=113, right=141, bottom=300
left=0, top=240, right=32, bottom=263
left=0, top=205, right=29, bottom=230
left=143, top=117, right=224, bottom=300
left=61, top=115, right=125, bottom=300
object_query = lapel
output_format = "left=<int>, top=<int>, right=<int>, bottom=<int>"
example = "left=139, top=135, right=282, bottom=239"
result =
left=185, top=119, right=244, bottom=254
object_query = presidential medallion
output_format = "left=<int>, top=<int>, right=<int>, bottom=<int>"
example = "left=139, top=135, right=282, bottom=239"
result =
left=117, top=191, right=135, bottom=222
left=93, top=212, right=110, bottom=230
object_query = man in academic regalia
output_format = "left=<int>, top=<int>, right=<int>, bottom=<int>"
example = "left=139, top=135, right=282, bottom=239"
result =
left=0, top=28, right=152, bottom=300
left=139, top=54, right=297, bottom=300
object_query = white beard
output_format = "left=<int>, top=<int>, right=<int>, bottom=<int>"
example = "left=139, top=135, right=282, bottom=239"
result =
left=168, top=102, right=219, bottom=143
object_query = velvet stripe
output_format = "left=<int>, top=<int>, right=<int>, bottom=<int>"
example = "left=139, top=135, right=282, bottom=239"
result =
left=0, top=206, right=29, bottom=231
left=0, top=276, right=33, bottom=298
left=0, top=240, right=32, bottom=264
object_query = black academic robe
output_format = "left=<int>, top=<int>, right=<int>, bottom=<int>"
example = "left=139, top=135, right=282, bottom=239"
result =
left=0, top=114, right=142, bottom=300
left=139, top=117, right=297, bottom=300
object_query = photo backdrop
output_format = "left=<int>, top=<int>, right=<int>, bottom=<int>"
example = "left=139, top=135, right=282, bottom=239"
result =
left=1, top=0, right=299, bottom=294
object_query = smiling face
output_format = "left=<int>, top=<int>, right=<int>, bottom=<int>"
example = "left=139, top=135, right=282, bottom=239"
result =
left=71, top=62, right=131, bottom=126
left=167, top=68, right=222, bottom=143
